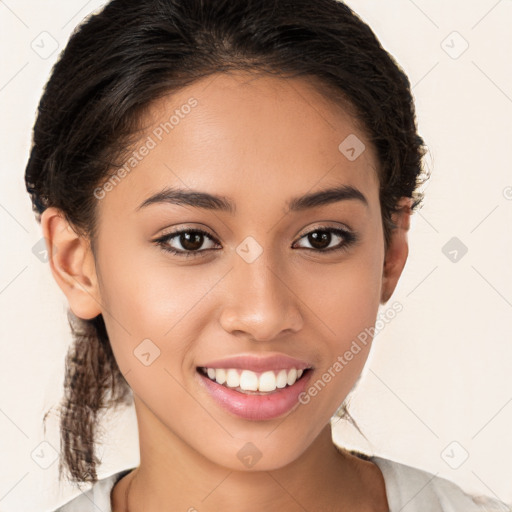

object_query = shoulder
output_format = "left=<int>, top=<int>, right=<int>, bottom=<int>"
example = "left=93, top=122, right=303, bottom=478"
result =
left=52, top=468, right=134, bottom=512
left=370, top=455, right=510, bottom=512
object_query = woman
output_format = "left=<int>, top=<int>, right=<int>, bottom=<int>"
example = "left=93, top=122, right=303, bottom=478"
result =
left=24, top=0, right=509, bottom=510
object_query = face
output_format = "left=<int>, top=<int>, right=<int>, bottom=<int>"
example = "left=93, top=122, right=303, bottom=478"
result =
left=46, top=70, right=409, bottom=472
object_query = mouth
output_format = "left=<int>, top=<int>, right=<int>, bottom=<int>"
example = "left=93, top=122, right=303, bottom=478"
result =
left=197, top=366, right=313, bottom=395
left=196, top=366, right=314, bottom=421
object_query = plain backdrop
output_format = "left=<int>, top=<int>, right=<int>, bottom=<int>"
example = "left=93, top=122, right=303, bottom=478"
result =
left=1, top=0, right=511, bottom=510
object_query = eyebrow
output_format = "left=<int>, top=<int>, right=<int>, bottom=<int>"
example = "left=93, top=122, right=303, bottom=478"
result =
left=136, top=184, right=368, bottom=213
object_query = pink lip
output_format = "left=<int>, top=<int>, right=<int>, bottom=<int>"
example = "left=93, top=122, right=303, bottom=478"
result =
left=197, top=368, right=313, bottom=421
left=197, top=353, right=314, bottom=372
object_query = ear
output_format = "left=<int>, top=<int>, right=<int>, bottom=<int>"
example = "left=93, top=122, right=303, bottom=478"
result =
left=380, top=197, right=412, bottom=304
left=40, top=207, right=102, bottom=320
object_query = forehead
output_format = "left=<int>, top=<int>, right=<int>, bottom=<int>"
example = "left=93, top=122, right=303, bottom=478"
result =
left=98, top=71, right=380, bottom=218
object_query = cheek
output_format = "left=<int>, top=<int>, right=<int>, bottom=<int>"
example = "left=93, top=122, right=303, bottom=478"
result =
left=96, top=233, right=207, bottom=332
left=302, top=247, right=383, bottom=399
left=299, top=277, right=378, bottom=419
left=307, top=253, right=383, bottom=336
left=95, top=241, right=219, bottom=377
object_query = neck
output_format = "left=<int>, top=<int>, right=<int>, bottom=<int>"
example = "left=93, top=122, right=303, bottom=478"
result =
left=116, top=396, right=371, bottom=512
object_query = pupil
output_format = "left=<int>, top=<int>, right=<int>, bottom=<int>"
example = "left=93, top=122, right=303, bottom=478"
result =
left=309, top=231, right=330, bottom=249
left=181, top=232, right=203, bottom=251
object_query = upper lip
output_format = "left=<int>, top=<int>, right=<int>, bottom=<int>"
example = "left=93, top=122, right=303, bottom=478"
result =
left=198, top=353, right=314, bottom=372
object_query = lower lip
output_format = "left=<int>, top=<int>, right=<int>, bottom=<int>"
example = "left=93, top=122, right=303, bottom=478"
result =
left=197, top=369, right=313, bottom=421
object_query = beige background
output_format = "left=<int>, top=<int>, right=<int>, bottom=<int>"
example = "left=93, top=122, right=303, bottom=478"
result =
left=0, top=0, right=511, bottom=510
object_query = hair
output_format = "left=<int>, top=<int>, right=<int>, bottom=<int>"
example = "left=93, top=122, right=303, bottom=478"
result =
left=25, top=0, right=429, bottom=486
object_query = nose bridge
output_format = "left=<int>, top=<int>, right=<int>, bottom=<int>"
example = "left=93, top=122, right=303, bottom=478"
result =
left=219, top=241, right=303, bottom=340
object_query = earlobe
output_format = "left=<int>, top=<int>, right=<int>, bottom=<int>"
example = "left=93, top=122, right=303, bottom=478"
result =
left=380, top=198, right=412, bottom=304
left=40, top=207, right=102, bottom=320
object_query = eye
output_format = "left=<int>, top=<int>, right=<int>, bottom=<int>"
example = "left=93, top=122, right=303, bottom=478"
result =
left=154, top=228, right=220, bottom=258
left=154, top=225, right=358, bottom=259
left=293, top=226, right=357, bottom=254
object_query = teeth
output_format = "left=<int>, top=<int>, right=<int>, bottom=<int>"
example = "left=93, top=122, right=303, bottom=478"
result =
left=201, top=367, right=308, bottom=393
left=226, top=369, right=240, bottom=388
left=215, top=368, right=226, bottom=385
left=287, top=368, right=297, bottom=386
left=240, top=370, right=259, bottom=391
left=276, top=369, right=288, bottom=388
left=259, top=371, right=277, bottom=392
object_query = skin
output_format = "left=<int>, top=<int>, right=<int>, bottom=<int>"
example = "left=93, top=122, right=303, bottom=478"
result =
left=42, top=70, right=412, bottom=511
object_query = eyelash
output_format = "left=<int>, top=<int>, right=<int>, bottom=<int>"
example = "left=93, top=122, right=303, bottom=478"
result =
left=154, top=226, right=358, bottom=259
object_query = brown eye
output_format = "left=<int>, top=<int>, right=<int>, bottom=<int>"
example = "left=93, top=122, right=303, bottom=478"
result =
left=305, top=230, right=332, bottom=250
left=155, top=228, right=220, bottom=258
left=178, top=231, right=206, bottom=251
left=293, top=227, right=357, bottom=254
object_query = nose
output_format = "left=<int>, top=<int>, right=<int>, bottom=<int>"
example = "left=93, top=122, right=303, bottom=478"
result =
left=218, top=252, right=304, bottom=342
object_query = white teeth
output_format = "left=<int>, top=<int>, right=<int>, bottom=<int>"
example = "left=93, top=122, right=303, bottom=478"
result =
left=276, top=369, right=288, bottom=388
left=239, top=370, right=259, bottom=391
left=215, top=368, right=226, bottom=385
left=258, top=371, right=277, bottom=392
left=226, top=369, right=240, bottom=388
left=202, top=367, right=308, bottom=393
left=287, top=368, right=297, bottom=386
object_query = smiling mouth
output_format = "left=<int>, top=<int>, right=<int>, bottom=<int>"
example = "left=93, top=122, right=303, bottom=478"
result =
left=196, top=366, right=312, bottom=395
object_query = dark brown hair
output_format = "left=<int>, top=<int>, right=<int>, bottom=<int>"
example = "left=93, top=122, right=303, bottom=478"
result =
left=26, top=0, right=428, bottom=485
